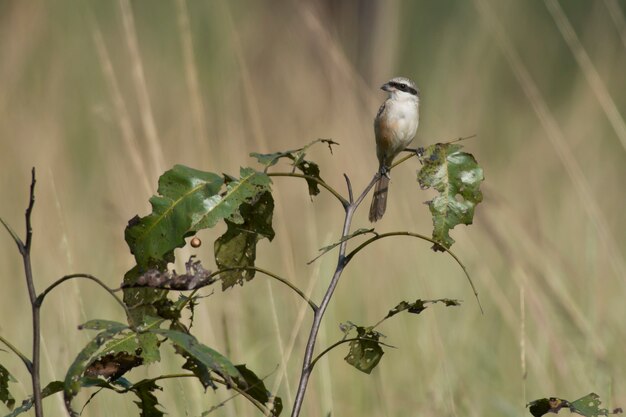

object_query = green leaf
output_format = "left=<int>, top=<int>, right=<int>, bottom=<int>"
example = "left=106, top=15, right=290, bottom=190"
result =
left=125, top=164, right=224, bottom=268
left=0, top=363, right=16, bottom=410
left=79, top=319, right=129, bottom=331
left=137, top=333, right=160, bottom=363
left=296, top=160, right=322, bottom=196
left=234, top=365, right=283, bottom=416
left=167, top=322, right=217, bottom=391
left=417, top=143, right=484, bottom=251
left=215, top=191, right=275, bottom=290
left=130, top=380, right=164, bottom=417
left=249, top=151, right=285, bottom=167
left=123, top=165, right=271, bottom=324
left=81, top=318, right=161, bottom=365
left=194, top=167, right=271, bottom=230
left=527, top=398, right=569, bottom=417
left=150, top=329, right=243, bottom=387
left=384, top=298, right=461, bottom=320
left=570, top=393, right=612, bottom=416
left=344, top=326, right=384, bottom=374
left=250, top=138, right=338, bottom=196
left=122, top=265, right=169, bottom=329
left=64, top=324, right=129, bottom=416
left=527, top=393, right=621, bottom=417
left=95, top=316, right=162, bottom=365
left=123, top=164, right=223, bottom=327
left=6, top=381, right=64, bottom=417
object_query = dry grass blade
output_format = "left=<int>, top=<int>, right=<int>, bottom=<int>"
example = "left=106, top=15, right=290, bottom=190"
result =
left=119, top=0, right=165, bottom=178
left=544, top=0, right=626, bottom=151
left=91, top=18, right=152, bottom=195
left=473, top=0, right=626, bottom=281
left=604, top=0, right=626, bottom=51
left=175, top=0, right=208, bottom=147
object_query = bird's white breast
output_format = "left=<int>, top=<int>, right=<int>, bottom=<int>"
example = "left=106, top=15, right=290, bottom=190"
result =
left=385, top=98, right=419, bottom=145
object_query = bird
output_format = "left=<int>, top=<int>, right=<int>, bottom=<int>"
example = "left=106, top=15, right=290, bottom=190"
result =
left=369, top=76, right=420, bottom=222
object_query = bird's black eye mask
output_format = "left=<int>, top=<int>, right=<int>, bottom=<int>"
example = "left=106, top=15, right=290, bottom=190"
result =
left=389, top=81, right=419, bottom=96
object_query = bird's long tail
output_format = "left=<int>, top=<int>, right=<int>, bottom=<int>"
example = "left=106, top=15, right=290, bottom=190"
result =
left=369, top=175, right=390, bottom=222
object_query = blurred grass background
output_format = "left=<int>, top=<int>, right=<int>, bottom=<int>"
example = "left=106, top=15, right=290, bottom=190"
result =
left=1, top=0, right=625, bottom=416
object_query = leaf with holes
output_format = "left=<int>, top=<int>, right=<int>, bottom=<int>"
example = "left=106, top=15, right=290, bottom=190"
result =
left=0, top=363, right=16, bottom=410
left=250, top=138, right=338, bottom=196
left=64, top=322, right=129, bottom=416
left=234, top=365, right=283, bottom=416
left=384, top=298, right=461, bottom=320
left=570, top=393, right=617, bottom=417
left=97, top=316, right=162, bottom=365
left=344, top=326, right=385, bottom=374
left=527, top=397, right=570, bottom=417
left=84, top=351, right=143, bottom=381
left=6, top=381, right=64, bottom=417
left=215, top=191, right=275, bottom=290
left=130, top=380, right=164, bottom=417
left=417, top=143, right=484, bottom=250
left=125, top=164, right=224, bottom=268
left=150, top=329, right=243, bottom=388
left=193, top=167, right=271, bottom=230
left=527, top=393, right=622, bottom=417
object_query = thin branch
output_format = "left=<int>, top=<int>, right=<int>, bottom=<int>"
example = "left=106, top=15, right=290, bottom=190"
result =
left=18, top=168, right=43, bottom=417
left=291, top=165, right=374, bottom=416
left=353, top=172, right=381, bottom=208
left=390, top=152, right=418, bottom=169
left=37, top=274, right=132, bottom=319
left=267, top=172, right=349, bottom=207
left=395, top=135, right=478, bottom=170
left=207, top=375, right=270, bottom=416
left=147, top=367, right=280, bottom=416
left=444, top=134, right=477, bottom=144
left=308, top=337, right=397, bottom=371
left=117, top=266, right=318, bottom=313
left=210, top=267, right=318, bottom=312
left=370, top=298, right=461, bottom=329
left=0, top=334, right=33, bottom=373
left=343, top=174, right=354, bottom=204
left=306, top=229, right=377, bottom=265
left=0, top=217, right=24, bottom=252
left=345, top=232, right=483, bottom=313
left=24, top=168, right=36, bottom=252
left=78, top=371, right=276, bottom=416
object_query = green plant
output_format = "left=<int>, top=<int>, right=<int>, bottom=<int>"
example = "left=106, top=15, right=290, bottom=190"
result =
left=527, top=393, right=622, bottom=417
left=1, top=138, right=485, bottom=417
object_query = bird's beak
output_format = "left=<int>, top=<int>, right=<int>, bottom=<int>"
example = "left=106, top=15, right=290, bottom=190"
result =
left=381, top=82, right=394, bottom=92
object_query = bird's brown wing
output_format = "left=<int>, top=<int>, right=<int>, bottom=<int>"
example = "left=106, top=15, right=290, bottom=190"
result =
left=374, top=99, right=398, bottom=167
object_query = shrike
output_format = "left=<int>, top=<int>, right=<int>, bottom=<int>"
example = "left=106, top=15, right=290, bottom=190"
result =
left=369, top=77, right=420, bottom=222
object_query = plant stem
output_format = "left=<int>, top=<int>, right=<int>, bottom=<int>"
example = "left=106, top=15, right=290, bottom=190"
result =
left=0, top=334, right=33, bottom=373
left=267, top=172, right=349, bottom=208
left=345, top=231, right=482, bottom=313
left=307, top=337, right=396, bottom=371
left=20, top=169, right=44, bottom=417
left=290, top=173, right=379, bottom=417
left=37, top=274, right=132, bottom=319
left=210, top=266, right=319, bottom=312
left=119, top=265, right=318, bottom=312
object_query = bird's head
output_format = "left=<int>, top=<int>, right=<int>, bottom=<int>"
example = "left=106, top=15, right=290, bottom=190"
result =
left=381, top=77, right=420, bottom=101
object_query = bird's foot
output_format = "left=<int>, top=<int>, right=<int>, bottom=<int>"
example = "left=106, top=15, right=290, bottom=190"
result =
left=416, top=147, right=425, bottom=165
